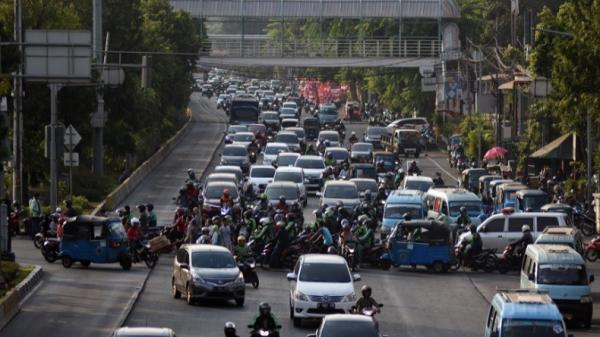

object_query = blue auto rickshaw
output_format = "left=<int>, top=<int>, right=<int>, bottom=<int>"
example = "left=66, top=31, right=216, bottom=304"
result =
left=303, top=117, right=320, bottom=140
left=60, top=215, right=132, bottom=270
left=381, top=220, right=452, bottom=273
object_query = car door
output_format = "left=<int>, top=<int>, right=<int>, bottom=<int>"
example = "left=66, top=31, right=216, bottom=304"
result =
left=90, top=222, right=108, bottom=263
left=174, top=248, right=187, bottom=289
left=480, top=217, right=506, bottom=251
left=290, top=260, right=301, bottom=302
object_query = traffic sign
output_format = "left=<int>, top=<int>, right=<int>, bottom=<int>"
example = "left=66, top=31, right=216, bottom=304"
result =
left=64, top=124, right=81, bottom=152
left=64, top=152, right=79, bottom=167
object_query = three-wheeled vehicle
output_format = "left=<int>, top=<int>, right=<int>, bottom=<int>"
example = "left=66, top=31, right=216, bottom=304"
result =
left=515, top=189, right=549, bottom=212
left=60, top=215, right=132, bottom=270
left=381, top=220, right=452, bottom=273
left=478, top=175, right=503, bottom=198
left=488, top=179, right=514, bottom=199
left=461, top=168, right=488, bottom=194
left=494, top=183, right=527, bottom=212
left=303, top=117, right=320, bottom=140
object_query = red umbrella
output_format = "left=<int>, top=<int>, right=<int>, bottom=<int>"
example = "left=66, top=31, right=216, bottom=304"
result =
left=484, top=146, right=507, bottom=160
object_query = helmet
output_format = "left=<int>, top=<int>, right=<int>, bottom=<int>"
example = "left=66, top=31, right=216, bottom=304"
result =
left=259, top=217, right=272, bottom=226
left=522, top=225, right=531, bottom=233
left=402, top=213, right=412, bottom=222
left=259, top=302, right=271, bottom=315
left=326, top=153, right=333, bottom=159
left=55, top=207, right=62, bottom=213
left=361, top=285, right=372, bottom=297
left=327, top=246, right=337, bottom=254
left=336, top=200, right=344, bottom=208
left=324, top=140, right=331, bottom=147
left=314, top=210, right=323, bottom=219
left=357, top=214, right=369, bottom=224
left=131, top=217, right=140, bottom=226
left=341, top=218, right=350, bottom=230
left=469, top=224, right=477, bottom=233
left=260, top=193, right=268, bottom=201
left=201, top=226, right=210, bottom=234
left=211, top=215, right=221, bottom=223
left=325, top=206, right=336, bottom=217
left=279, top=195, right=286, bottom=203
left=351, top=131, right=356, bottom=135
left=187, top=168, right=194, bottom=174
left=146, top=203, right=154, bottom=211
left=224, top=215, right=233, bottom=222
left=275, top=220, right=285, bottom=228
left=224, top=321, right=236, bottom=337
left=137, top=204, right=146, bottom=212
left=460, top=206, right=467, bottom=214
left=436, top=172, right=442, bottom=177
left=237, top=235, right=246, bottom=244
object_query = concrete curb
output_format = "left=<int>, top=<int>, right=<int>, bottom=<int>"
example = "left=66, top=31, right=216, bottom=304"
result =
left=0, top=265, right=43, bottom=331
left=114, top=266, right=153, bottom=331
left=93, top=108, right=194, bottom=215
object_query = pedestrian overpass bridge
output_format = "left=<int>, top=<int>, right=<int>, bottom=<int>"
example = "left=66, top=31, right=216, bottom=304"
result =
left=170, top=0, right=461, bottom=68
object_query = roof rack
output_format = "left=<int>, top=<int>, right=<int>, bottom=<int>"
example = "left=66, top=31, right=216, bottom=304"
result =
left=497, top=289, right=552, bottom=305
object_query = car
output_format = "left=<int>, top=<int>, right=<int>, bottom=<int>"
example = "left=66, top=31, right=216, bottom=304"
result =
left=275, top=152, right=301, bottom=167
left=317, top=130, right=341, bottom=148
left=214, top=165, right=243, bottom=185
left=247, top=123, right=267, bottom=137
left=230, top=131, right=255, bottom=147
left=285, top=127, right=306, bottom=143
left=202, top=181, right=240, bottom=215
left=387, top=117, right=430, bottom=131
left=279, top=107, right=298, bottom=119
left=204, top=173, right=238, bottom=190
left=275, top=131, right=301, bottom=153
left=534, top=226, right=585, bottom=255
left=349, top=163, right=376, bottom=180
left=402, top=176, right=434, bottom=192
left=112, top=327, right=177, bottom=337
left=281, top=118, right=299, bottom=129
left=273, top=166, right=307, bottom=207
left=172, top=245, right=245, bottom=306
left=318, top=103, right=339, bottom=126
left=282, top=101, right=299, bottom=114
left=350, top=178, right=378, bottom=200
left=324, top=147, right=350, bottom=164
left=227, top=124, right=248, bottom=135
left=216, top=94, right=231, bottom=108
left=259, top=111, right=281, bottom=130
left=319, top=180, right=360, bottom=210
left=363, top=127, right=387, bottom=148
left=287, top=254, right=361, bottom=326
left=307, top=314, right=381, bottom=337
left=247, top=165, right=276, bottom=193
left=264, top=181, right=301, bottom=207
left=220, top=144, right=250, bottom=173
left=350, top=142, right=374, bottom=163
left=262, top=142, right=289, bottom=165
left=295, top=155, right=325, bottom=191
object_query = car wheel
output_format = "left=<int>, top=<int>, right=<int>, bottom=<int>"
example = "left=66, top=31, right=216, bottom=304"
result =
left=235, top=297, right=245, bottom=307
left=186, top=284, right=194, bottom=305
left=380, top=259, right=391, bottom=271
left=61, top=255, right=73, bottom=268
left=120, top=254, right=132, bottom=271
left=431, top=261, right=444, bottom=273
left=172, top=279, right=181, bottom=299
left=293, top=317, right=302, bottom=327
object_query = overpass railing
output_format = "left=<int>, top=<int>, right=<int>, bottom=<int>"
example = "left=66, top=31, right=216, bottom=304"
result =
left=200, top=37, right=441, bottom=58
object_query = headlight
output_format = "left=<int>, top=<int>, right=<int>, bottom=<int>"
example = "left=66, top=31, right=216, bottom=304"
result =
left=580, top=295, right=593, bottom=303
left=295, top=290, right=309, bottom=301
left=234, top=272, right=245, bottom=284
left=192, top=272, right=204, bottom=284
left=343, top=292, right=356, bottom=302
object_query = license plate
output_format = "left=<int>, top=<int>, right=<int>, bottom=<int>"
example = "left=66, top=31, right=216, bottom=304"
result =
left=318, top=302, right=334, bottom=309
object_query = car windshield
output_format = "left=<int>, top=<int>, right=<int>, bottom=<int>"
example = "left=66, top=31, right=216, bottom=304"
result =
left=326, top=150, right=349, bottom=161
left=288, top=129, right=305, bottom=138
left=404, top=180, right=433, bottom=192
left=520, top=195, right=549, bottom=211
left=367, top=127, right=386, bottom=136
left=399, top=131, right=420, bottom=142
left=262, top=113, right=279, bottom=120
left=319, top=107, right=338, bottom=115
left=320, top=133, right=339, bottom=142
left=296, top=159, right=325, bottom=169
left=449, top=201, right=482, bottom=217
left=222, top=146, right=247, bottom=156
left=352, top=166, right=375, bottom=179
left=353, top=180, right=378, bottom=193
left=228, top=126, right=247, bottom=134
left=191, top=251, right=236, bottom=269
left=251, top=167, right=275, bottom=178
left=205, top=185, right=238, bottom=199
left=537, top=264, right=588, bottom=285
left=320, top=320, right=378, bottom=337
left=266, top=186, right=298, bottom=200
left=232, top=133, right=253, bottom=141
left=299, top=262, right=351, bottom=283
left=384, top=205, right=423, bottom=219
left=277, top=156, right=298, bottom=167
left=502, top=320, right=566, bottom=337
left=265, top=145, right=288, bottom=155
left=274, top=171, right=302, bottom=183
left=280, top=108, right=296, bottom=115
left=325, top=185, right=358, bottom=199
left=276, top=134, right=299, bottom=143
left=352, top=144, right=373, bottom=152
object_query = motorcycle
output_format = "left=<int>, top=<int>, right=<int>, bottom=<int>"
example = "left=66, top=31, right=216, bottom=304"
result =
left=41, top=238, right=60, bottom=263
left=352, top=303, right=383, bottom=331
left=584, top=235, right=600, bottom=262
left=132, top=240, right=159, bottom=269
left=248, top=325, right=281, bottom=337
left=239, top=258, right=260, bottom=288
left=574, top=203, right=597, bottom=236
left=249, top=151, right=258, bottom=164
left=342, top=241, right=358, bottom=271
left=34, top=229, right=57, bottom=249
left=497, top=245, right=522, bottom=274
left=450, top=245, right=497, bottom=272
left=361, top=242, right=386, bottom=268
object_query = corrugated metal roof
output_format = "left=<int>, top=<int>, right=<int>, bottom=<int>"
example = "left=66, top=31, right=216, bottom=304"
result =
left=170, top=0, right=460, bottom=19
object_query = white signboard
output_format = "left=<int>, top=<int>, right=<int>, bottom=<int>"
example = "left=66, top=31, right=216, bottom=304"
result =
left=421, top=77, right=436, bottom=92
left=64, top=152, right=79, bottom=167
left=24, top=30, right=92, bottom=83
left=64, top=124, right=82, bottom=152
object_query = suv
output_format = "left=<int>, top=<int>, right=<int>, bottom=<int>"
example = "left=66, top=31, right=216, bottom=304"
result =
left=287, top=254, right=360, bottom=327
left=273, top=166, right=307, bottom=207
left=319, top=181, right=360, bottom=211
left=295, top=155, right=325, bottom=191
left=247, top=165, right=276, bottom=193
left=172, top=245, right=245, bottom=306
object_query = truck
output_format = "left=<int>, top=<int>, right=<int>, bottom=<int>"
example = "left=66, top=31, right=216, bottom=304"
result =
left=229, top=96, right=259, bottom=125
left=380, top=128, right=423, bottom=157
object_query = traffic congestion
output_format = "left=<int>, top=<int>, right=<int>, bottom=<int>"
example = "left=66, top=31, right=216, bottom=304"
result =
left=27, top=72, right=599, bottom=337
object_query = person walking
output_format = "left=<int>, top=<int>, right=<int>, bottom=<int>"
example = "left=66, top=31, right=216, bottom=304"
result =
left=28, top=192, right=43, bottom=237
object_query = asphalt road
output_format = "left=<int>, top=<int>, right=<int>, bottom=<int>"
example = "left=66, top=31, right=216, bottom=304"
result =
left=125, top=113, right=600, bottom=337
left=2, top=93, right=227, bottom=337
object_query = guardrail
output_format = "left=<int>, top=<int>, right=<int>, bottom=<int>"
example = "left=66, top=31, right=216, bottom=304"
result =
left=201, top=37, right=440, bottom=58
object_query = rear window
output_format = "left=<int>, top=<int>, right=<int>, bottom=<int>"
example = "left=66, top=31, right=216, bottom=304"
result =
left=352, top=180, right=378, bottom=193
left=274, top=171, right=302, bottom=183
left=251, top=167, right=275, bottom=178
left=326, top=150, right=349, bottom=161
left=205, top=185, right=238, bottom=199
left=261, top=113, right=279, bottom=120
left=276, top=133, right=299, bottom=143
left=223, top=146, right=247, bottom=156
left=320, top=320, right=378, bottom=337
left=324, top=185, right=358, bottom=199
left=320, top=133, right=339, bottom=141
left=537, top=217, right=559, bottom=231
left=265, top=186, right=298, bottom=200
left=296, top=159, right=325, bottom=169
left=265, top=145, right=288, bottom=155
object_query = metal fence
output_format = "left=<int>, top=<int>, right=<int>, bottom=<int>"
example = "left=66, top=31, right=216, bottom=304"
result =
left=202, top=37, right=441, bottom=58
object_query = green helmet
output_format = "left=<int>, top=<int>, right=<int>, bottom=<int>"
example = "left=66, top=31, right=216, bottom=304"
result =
left=260, top=193, right=268, bottom=201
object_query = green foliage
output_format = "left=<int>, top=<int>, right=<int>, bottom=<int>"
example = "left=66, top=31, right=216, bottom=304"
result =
left=459, top=114, right=494, bottom=159
left=0, top=262, right=32, bottom=297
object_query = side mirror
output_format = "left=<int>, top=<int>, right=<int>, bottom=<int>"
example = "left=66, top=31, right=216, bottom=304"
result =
left=589, top=274, right=595, bottom=283
left=353, top=273, right=361, bottom=281
left=528, top=272, right=535, bottom=281
left=286, top=272, right=297, bottom=281
left=180, top=263, right=189, bottom=270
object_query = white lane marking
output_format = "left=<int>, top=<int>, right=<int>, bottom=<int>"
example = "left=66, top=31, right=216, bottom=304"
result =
left=427, top=155, right=459, bottom=182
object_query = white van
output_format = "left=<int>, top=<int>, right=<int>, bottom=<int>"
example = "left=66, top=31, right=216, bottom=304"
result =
left=425, top=188, right=484, bottom=225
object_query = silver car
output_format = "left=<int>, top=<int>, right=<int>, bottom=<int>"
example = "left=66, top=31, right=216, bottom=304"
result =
left=112, top=327, right=176, bottom=337
left=172, top=245, right=245, bottom=306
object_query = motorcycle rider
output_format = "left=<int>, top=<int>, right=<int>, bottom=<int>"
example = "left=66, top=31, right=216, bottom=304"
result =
left=357, top=218, right=376, bottom=263
left=304, top=144, right=317, bottom=155
left=339, top=219, right=357, bottom=246
left=220, top=189, right=234, bottom=209
left=234, top=235, right=250, bottom=261
left=185, top=218, right=201, bottom=244
left=375, top=185, right=387, bottom=204
left=355, top=285, right=381, bottom=330
left=324, top=152, right=336, bottom=167
left=462, top=224, right=483, bottom=262
left=394, top=168, right=405, bottom=188
left=137, top=204, right=149, bottom=231
left=433, top=172, right=445, bottom=187
left=255, top=217, right=274, bottom=243
left=349, top=131, right=358, bottom=145
left=408, top=160, right=421, bottom=176
left=254, top=194, right=273, bottom=217
left=338, top=162, right=351, bottom=180
left=269, top=220, right=290, bottom=268
left=375, top=160, right=386, bottom=174
left=147, top=203, right=157, bottom=227
left=238, top=210, right=256, bottom=239
left=248, top=140, right=259, bottom=156
left=249, top=302, right=280, bottom=337
left=196, top=226, right=211, bottom=244
left=317, top=140, right=330, bottom=155
left=509, top=225, right=534, bottom=258
left=275, top=196, right=289, bottom=214
left=187, top=168, right=197, bottom=183
left=309, top=218, right=334, bottom=253
left=224, top=322, right=240, bottom=337
left=127, top=217, right=143, bottom=258
left=456, top=206, right=471, bottom=229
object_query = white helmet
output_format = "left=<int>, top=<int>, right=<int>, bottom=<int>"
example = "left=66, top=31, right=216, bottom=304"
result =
left=131, top=217, right=140, bottom=225
left=55, top=207, right=62, bottom=213
left=522, top=225, right=531, bottom=233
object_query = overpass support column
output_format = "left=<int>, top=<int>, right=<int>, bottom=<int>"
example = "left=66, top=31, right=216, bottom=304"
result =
left=398, top=0, right=403, bottom=57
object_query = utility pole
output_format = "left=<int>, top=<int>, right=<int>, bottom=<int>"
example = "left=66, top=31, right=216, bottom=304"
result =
left=587, top=109, right=593, bottom=203
left=92, top=0, right=105, bottom=176
left=12, top=0, right=23, bottom=205
left=48, top=84, right=61, bottom=211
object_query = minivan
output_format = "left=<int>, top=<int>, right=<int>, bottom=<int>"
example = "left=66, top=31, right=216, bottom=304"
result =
left=425, top=188, right=484, bottom=225
left=382, top=189, right=426, bottom=236
left=521, top=244, right=594, bottom=328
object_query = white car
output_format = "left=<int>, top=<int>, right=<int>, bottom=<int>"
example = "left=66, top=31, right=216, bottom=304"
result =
left=275, top=152, right=301, bottom=167
left=230, top=131, right=255, bottom=147
left=294, top=155, right=325, bottom=191
left=317, top=131, right=341, bottom=148
left=273, top=166, right=307, bottom=207
left=287, top=254, right=360, bottom=327
left=319, top=180, right=360, bottom=210
left=247, top=165, right=276, bottom=193
left=402, top=176, right=434, bottom=192
left=262, top=142, right=289, bottom=165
